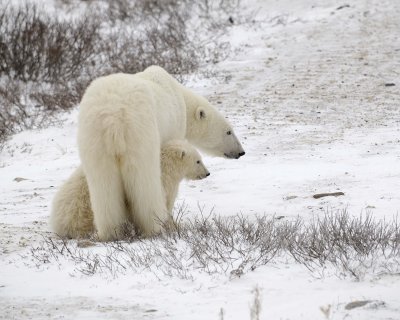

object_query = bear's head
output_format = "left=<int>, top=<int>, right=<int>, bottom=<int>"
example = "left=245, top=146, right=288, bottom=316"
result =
left=186, top=96, right=245, bottom=159
left=164, top=140, right=210, bottom=180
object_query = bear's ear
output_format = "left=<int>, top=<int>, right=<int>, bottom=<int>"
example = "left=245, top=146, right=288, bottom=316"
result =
left=195, top=107, right=206, bottom=120
left=172, top=147, right=185, bottom=159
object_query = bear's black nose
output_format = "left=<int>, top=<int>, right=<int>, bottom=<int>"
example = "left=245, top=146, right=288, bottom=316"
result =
left=238, top=151, right=245, bottom=157
left=206, top=172, right=210, bottom=177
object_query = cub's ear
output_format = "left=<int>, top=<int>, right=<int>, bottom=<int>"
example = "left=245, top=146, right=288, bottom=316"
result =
left=172, top=147, right=185, bottom=159
left=195, top=107, right=206, bottom=120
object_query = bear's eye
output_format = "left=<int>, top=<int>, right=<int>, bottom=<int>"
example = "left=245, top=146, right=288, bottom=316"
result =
left=227, top=130, right=232, bottom=135
left=196, top=160, right=200, bottom=164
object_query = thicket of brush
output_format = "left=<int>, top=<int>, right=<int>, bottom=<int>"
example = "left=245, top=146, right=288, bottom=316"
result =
left=0, top=0, right=241, bottom=148
left=30, top=209, right=400, bottom=281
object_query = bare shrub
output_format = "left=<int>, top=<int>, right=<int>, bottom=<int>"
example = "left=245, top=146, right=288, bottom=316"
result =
left=0, top=2, right=102, bottom=147
left=0, top=80, right=62, bottom=147
left=0, top=2, right=100, bottom=83
left=0, top=0, right=238, bottom=147
left=100, top=0, right=237, bottom=76
left=105, top=0, right=242, bottom=27
left=29, top=209, right=400, bottom=280
left=29, top=81, right=88, bottom=112
left=178, top=212, right=282, bottom=275
left=287, top=211, right=400, bottom=279
left=0, top=78, right=90, bottom=149
left=102, top=25, right=199, bottom=78
left=30, top=210, right=283, bottom=279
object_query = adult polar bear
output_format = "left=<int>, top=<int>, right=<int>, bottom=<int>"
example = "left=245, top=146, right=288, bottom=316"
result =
left=78, top=66, right=244, bottom=241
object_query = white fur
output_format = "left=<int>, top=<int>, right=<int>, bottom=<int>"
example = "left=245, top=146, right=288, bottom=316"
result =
left=49, top=166, right=94, bottom=238
left=160, top=140, right=209, bottom=213
left=50, top=140, right=209, bottom=239
left=77, top=66, right=244, bottom=240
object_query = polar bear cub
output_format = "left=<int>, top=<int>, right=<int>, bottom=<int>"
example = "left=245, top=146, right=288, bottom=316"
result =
left=50, top=140, right=209, bottom=239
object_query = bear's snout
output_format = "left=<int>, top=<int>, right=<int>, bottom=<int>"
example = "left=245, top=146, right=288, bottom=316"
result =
left=224, top=151, right=246, bottom=159
left=197, top=171, right=210, bottom=179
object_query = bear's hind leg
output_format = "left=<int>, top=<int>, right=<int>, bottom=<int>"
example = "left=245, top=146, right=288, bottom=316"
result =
left=84, top=157, right=128, bottom=241
left=121, top=148, right=168, bottom=236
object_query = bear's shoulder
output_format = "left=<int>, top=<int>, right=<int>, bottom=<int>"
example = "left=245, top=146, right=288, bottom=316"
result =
left=140, top=66, right=180, bottom=89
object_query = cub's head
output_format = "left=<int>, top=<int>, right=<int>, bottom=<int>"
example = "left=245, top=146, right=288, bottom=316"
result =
left=186, top=96, right=245, bottom=159
left=162, top=140, right=210, bottom=180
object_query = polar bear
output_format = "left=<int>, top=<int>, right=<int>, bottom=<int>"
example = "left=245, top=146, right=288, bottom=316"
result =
left=50, top=140, right=209, bottom=239
left=78, top=65, right=244, bottom=240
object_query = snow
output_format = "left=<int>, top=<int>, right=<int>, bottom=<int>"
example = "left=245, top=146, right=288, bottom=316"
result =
left=1, top=0, right=400, bottom=319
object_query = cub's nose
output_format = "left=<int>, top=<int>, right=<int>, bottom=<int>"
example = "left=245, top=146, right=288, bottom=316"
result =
left=238, top=151, right=245, bottom=157
left=206, top=172, right=210, bottom=177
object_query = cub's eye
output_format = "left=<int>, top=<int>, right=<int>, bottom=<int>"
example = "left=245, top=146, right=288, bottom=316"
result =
left=196, top=160, right=200, bottom=164
left=227, top=130, right=232, bottom=135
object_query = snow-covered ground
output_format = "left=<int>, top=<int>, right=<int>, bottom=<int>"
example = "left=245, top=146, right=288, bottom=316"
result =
left=1, top=0, right=400, bottom=319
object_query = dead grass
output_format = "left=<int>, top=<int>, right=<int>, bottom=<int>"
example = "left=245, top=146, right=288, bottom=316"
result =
left=29, top=208, right=400, bottom=281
